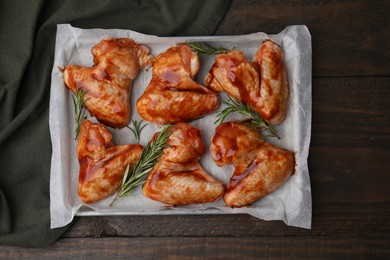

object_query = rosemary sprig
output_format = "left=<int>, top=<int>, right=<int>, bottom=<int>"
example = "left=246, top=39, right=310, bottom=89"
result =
left=72, top=88, right=88, bottom=140
left=215, top=96, right=280, bottom=139
left=186, top=41, right=229, bottom=55
left=126, top=119, right=147, bottom=144
left=109, top=124, right=173, bottom=206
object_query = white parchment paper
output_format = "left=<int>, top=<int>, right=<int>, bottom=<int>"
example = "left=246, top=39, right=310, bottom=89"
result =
left=49, top=24, right=312, bottom=229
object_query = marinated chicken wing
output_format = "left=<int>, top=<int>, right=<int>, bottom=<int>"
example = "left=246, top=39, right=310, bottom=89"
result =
left=64, top=38, right=154, bottom=128
left=252, top=40, right=289, bottom=124
left=143, top=123, right=225, bottom=205
left=210, top=122, right=295, bottom=207
left=77, top=119, right=143, bottom=203
left=137, top=44, right=219, bottom=124
left=205, top=40, right=288, bottom=125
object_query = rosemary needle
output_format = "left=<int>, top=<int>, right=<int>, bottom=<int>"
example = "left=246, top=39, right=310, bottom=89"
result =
left=215, top=96, right=280, bottom=139
left=109, top=124, right=172, bottom=206
left=186, top=41, right=229, bottom=55
left=126, top=119, right=148, bottom=144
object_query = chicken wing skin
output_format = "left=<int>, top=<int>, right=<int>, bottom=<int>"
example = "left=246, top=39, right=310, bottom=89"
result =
left=205, top=40, right=288, bottom=125
left=252, top=40, right=289, bottom=124
left=143, top=122, right=225, bottom=205
left=137, top=44, right=219, bottom=124
left=210, top=122, right=294, bottom=207
left=209, top=121, right=264, bottom=167
left=224, top=142, right=295, bottom=207
left=205, top=50, right=260, bottom=105
left=77, top=119, right=143, bottom=203
left=160, top=122, right=205, bottom=164
left=64, top=38, right=154, bottom=128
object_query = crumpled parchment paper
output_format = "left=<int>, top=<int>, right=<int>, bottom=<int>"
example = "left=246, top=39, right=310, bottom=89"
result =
left=49, top=24, right=312, bottom=229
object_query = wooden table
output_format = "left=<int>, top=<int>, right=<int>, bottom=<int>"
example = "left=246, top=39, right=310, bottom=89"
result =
left=2, top=0, right=389, bottom=258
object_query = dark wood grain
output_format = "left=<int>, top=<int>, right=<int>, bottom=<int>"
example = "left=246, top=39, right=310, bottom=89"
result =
left=1, top=237, right=389, bottom=259
left=216, top=0, right=390, bottom=77
left=64, top=213, right=390, bottom=238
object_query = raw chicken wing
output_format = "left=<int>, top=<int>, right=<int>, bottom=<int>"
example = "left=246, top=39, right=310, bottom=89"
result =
left=77, top=119, right=143, bottom=203
left=210, top=122, right=295, bottom=207
left=137, top=44, right=219, bottom=124
left=252, top=40, right=289, bottom=124
left=205, top=40, right=288, bottom=125
left=143, top=123, right=225, bottom=205
left=64, top=38, right=154, bottom=128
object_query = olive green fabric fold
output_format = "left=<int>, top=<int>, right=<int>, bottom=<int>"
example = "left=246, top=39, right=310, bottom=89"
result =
left=0, top=0, right=231, bottom=247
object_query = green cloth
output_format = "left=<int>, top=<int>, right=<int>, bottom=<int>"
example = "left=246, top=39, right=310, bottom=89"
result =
left=0, top=0, right=231, bottom=247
